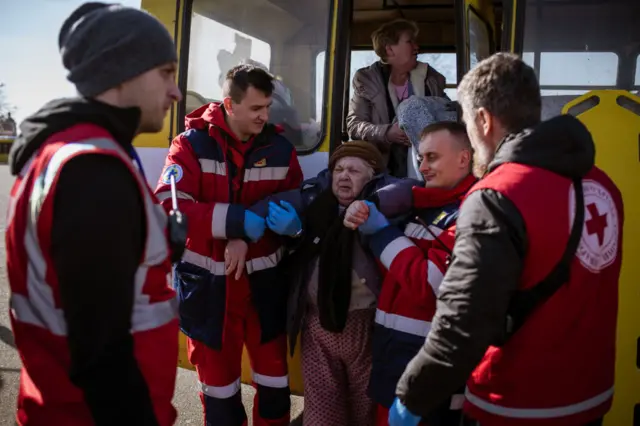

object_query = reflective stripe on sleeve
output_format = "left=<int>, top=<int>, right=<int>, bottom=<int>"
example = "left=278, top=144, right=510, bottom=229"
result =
left=211, top=203, right=230, bottom=238
left=200, top=159, right=227, bottom=176
left=155, top=190, right=195, bottom=203
left=379, top=236, right=414, bottom=270
left=244, top=167, right=289, bottom=182
left=404, top=223, right=443, bottom=240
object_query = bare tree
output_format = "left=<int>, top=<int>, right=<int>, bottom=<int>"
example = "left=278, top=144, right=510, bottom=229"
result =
left=0, top=82, right=16, bottom=116
left=0, top=83, right=17, bottom=136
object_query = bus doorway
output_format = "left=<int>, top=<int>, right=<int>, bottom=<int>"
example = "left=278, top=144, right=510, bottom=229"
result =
left=142, top=0, right=505, bottom=398
left=326, top=0, right=499, bottom=178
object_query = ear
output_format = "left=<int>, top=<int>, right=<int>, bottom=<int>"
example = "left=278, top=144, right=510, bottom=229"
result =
left=223, top=97, right=233, bottom=115
left=477, top=107, right=493, bottom=138
left=459, top=149, right=472, bottom=170
left=385, top=44, right=395, bottom=60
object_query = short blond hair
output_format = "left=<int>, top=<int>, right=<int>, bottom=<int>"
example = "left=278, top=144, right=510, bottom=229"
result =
left=372, top=19, right=419, bottom=61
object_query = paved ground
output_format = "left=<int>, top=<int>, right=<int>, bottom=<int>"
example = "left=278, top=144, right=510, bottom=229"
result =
left=0, top=164, right=303, bottom=425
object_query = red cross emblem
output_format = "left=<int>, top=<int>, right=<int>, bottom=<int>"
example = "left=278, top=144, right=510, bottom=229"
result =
left=586, top=203, right=608, bottom=246
left=574, top=181, right=619, bottom=273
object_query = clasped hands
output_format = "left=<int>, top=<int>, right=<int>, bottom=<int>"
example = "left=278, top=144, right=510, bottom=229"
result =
left=227, top=202, right=302, bottom=279
left=343, top=200, right=389, bottom=235
left=243, top=200, right=302, bottom=241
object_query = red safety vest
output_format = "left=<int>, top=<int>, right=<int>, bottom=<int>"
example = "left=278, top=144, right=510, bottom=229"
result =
left=463, top=163, right=623, bottom=426
left=6, top=124, right=179, bottom=426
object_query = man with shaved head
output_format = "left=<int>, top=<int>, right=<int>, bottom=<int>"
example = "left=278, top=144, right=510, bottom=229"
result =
left=345, top=120, right=476, bottom=426
left=413, top=121, right=473, bottom=189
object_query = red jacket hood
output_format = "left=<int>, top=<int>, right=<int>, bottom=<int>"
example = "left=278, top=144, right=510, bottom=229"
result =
left=412, top=173, right=477, bottom=209
left=184, top=102, right=284, bottom=136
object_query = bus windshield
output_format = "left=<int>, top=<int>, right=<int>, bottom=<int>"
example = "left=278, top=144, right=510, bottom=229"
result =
left=184, top=0, right=332, bottom=152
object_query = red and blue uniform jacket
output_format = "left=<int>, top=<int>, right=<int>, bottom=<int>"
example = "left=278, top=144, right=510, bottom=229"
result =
left=154, top=103, right=303, bottom=350
left=366, top=175, right=477, bottom=417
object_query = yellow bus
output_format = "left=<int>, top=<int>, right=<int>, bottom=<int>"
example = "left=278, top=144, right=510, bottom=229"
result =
left=138, top=0, right=640, bottom=424
left=0, top=136, right=13, bottom=163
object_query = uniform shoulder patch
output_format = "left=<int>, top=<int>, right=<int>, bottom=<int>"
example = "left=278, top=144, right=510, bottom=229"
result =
left=161, top=164, right=184, bottom=185
left=431, top=205, right=459, bottom=229
left=432, top=210, right=448, bottom=225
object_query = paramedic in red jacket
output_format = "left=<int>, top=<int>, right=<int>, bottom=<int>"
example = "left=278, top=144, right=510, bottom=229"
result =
left=345, top=121, right=476, bottom=426
left=5, top=3, right=183, bottom=426
left=392, top=53, right=623, bottom=426
left=154, top=65, right=303, bottom=426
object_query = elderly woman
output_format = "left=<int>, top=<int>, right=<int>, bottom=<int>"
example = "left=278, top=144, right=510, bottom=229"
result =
left=238, top=141, right=416, bottom=425
left=347, top=19, right=448, bottom=177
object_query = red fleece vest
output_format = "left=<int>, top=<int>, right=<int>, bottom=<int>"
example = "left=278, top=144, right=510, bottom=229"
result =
left=464, top=162, right=623, bottom=426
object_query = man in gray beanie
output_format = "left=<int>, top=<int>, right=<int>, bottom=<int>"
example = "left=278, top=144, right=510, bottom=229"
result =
left=59, top=2, right=178, bottom=100
left=6, top=3, right=182, bottom=426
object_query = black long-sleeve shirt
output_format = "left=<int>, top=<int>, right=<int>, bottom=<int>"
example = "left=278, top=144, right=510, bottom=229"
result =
left=51, top=154, right=160, bottom=426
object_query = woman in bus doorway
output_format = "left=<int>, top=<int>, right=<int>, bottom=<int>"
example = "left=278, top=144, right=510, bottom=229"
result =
left=347, top=19, right=448, bottom=178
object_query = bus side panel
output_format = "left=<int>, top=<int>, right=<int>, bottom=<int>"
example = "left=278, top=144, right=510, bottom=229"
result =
left=137, top=0, right=183, bottom=150
left=563, top=91, right=640, bottom=426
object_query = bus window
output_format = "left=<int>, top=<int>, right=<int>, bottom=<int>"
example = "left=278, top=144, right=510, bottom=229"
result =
left=522, top=0, right=638, bottom=98
left=467, top=8, right=491, bottom=70
left=418, top=53, right=458, bottom=100
left=185, top=0, right=332, bottom=152
left=523, top=52, right=618, bottom=88
left=316, top=50, right=458, bottom=113
left=541, top=52, right=617, bottom=86
left=187, top=17, right=271, bottom=109
left=314, top=50, right=383, bottom=121
left=315, top=51, right=327, bottom=122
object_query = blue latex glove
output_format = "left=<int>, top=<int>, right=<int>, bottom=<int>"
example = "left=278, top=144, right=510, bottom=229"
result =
left=267, top=201, right=302, bottom=237
left=244, top=210, right=266, bottom=242
left=389, top=397, right=421, bottom=426
left=358, top=201, right=389, bottom=235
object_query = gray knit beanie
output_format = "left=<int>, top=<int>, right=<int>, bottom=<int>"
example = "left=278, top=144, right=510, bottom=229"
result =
left=58, top=2, right=178, bottom=97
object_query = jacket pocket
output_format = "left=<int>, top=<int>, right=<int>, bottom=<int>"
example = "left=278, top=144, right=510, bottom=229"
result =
left=174, top=263, right=209, bottom=327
